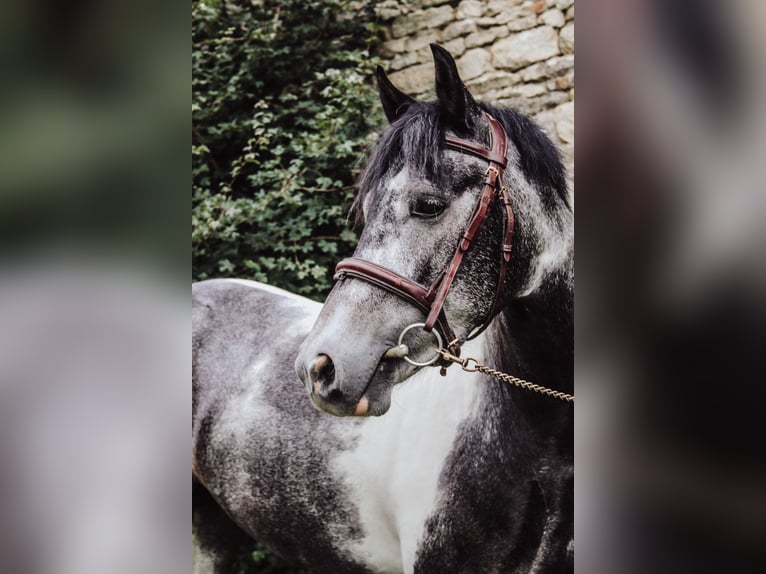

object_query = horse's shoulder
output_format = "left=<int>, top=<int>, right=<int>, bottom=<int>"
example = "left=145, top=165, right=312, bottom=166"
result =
left=192, top=279, right=321, bottom=463
left=192, top=279, right=320, bottom=404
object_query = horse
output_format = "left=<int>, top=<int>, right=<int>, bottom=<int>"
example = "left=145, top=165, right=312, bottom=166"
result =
left=192, top=44, right=573, bottom=573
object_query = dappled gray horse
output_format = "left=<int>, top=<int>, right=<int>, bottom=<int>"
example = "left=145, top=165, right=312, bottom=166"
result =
left=193, top=45, right=573, bottom=573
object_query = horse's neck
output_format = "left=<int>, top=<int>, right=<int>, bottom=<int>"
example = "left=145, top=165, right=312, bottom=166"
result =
left=502, top=200, right=574, bottom=395
left=337, top=282, right=573, bottom=570
left=501, top=274, right=573, bottom=391
left=480, top=259, right=574, bottom=455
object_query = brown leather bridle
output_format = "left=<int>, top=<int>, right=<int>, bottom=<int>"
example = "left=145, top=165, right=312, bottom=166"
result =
left=333, top=113, right=514, bottom=371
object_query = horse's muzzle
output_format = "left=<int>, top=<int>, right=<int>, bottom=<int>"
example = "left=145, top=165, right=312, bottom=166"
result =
left=296, top=352, right=362, bottom=416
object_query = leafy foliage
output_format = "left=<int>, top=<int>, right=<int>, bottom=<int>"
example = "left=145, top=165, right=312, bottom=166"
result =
left=192, top=0, right=383, bottom=301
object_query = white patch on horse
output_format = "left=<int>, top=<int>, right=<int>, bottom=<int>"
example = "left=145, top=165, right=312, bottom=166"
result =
left=332, top=335, right=486, bottom=573
left=503, top=160, right=573, bottom=297
left=357, top=167, right=412, bottom=271
left=363, top=166, right=409, bottom=225
left=518, top=233, right=571, bottom=297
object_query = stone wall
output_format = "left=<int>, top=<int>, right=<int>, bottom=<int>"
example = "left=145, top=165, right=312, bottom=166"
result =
left=374, top=0, right=574, bottom=189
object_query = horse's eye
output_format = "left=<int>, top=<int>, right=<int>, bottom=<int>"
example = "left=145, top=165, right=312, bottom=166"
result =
left=411, top=196, right=446, bottom=219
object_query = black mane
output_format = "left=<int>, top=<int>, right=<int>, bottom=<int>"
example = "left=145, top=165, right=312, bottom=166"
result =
left=351, top=101, right=570, bottom=229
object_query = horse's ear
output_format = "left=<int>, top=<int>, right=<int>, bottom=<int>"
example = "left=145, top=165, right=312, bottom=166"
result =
left=376, top=65, right=416, bottom=123
left=431, top=44, right=479, bottom=134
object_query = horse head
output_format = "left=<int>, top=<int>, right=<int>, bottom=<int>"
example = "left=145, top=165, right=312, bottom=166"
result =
left=295, top=45, right=571, bottom=417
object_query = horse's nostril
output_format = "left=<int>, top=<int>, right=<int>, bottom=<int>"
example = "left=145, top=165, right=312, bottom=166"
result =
left=310, top=354, right=336, bottom=388
left=309, top=354, right=346, bottom=404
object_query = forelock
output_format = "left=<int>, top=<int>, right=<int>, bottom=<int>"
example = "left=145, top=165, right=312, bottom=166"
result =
left=351, top=103, right=445, bottom=230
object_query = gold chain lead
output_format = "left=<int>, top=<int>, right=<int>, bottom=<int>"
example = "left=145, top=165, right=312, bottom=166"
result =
left=436, top=349, right=574, bottom=403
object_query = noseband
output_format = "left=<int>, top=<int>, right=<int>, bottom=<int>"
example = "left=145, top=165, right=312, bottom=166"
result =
left=333, top=113, right=514, bottom=371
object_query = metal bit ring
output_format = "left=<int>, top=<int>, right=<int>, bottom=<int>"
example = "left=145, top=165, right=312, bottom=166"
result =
left=397, top=322, right=443, bottom=367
